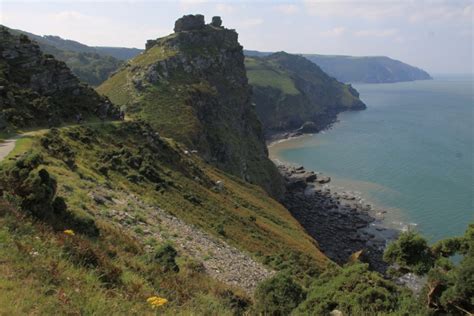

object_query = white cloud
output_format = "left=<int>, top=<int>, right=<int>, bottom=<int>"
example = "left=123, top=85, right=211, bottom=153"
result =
left=273, top=4, right=300, bottom=15
left=216, top=3, right=236, bottom=14
left=320, top=26, right=346, bottom=37
left=302, top=0, right=404, bottom=20
left=238, top=18, right=263, bottom=28
left=354, top=28, right=399, bottom=38
left=409, top=3, right=473, bottom=23
left=178, top=0, right=208, bottom=10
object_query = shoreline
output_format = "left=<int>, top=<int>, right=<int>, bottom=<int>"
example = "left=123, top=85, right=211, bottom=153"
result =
left=267, top=126, right=404, bottom=272
left=276, top=162, right=399, bottom=272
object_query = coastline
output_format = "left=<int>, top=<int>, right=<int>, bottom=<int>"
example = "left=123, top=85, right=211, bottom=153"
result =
left=268, top=131, right=401, bottom=272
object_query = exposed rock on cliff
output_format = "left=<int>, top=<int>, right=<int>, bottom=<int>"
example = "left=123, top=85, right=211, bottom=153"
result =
left=0, top=27, right=119, bottom=129
left=98, top=15, right=284, bottom=197
left=246, top=52, right=366, bottom=137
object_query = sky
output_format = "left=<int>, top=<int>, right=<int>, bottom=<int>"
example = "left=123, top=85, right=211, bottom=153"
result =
left=1, top=0, right=473, bottom=74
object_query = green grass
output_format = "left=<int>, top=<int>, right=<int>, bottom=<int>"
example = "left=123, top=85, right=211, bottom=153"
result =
left=245, top=58, right=299, bottom=95
left=0, top=122, right=331, bottom=314
left=130, top=45, right=177, bottom=68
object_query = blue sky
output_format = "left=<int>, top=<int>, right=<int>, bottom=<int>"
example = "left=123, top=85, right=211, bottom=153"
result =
left=1, top=0, right=472, bottom=74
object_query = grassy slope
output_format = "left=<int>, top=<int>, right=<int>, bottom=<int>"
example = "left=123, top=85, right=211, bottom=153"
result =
left=0, top=122, right=329, bottom=313
left=245, top=53, right=365, bottom=133
left=245, top=57, right=299, bottom=95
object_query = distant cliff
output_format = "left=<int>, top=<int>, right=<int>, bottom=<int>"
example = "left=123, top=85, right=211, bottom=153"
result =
left=246, top=52, right=366, bottom=137
left=245, top=50, right=432, bottom=84
left=98, top=15, right=284, bottom=197
left=303, top=54, right=432, bottom=83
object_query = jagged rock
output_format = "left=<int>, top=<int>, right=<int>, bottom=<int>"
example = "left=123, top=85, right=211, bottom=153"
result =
left=0, top=26, right=120, bottom=128
left=211, top=16, right=222, bottom=27
left=174, top=14, right=205, bottom=33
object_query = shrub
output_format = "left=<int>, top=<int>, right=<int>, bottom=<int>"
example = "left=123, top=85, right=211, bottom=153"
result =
left=294, top=263, right=421, bottom=315
left=63, top=236, right=122, bottom=285
left=254, top=273, right=305, bottom=316
left=0, top=151, right=99, bottom=237
left=153, top=244, right=179, bottom=273
left=383, top=231, right=434, bottom=274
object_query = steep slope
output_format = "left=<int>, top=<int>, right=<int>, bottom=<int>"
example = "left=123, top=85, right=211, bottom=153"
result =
left=246, top=52, right=366, bottom=136
left=98, top=15, right=284, bottom=197
left=0, top=27, right=119, bottom=131
left=303, top=54, right=432, bottom=83
left=6, top=27, right=124, bottom=86
left=0, top=121, right=329, bottom=313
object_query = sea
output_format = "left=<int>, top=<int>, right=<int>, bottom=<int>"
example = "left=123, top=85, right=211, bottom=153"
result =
left=269, top=74, right=473, bottom=242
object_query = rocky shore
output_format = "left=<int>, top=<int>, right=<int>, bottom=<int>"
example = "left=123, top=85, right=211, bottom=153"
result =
left=277, top=163, right=399, bottom=273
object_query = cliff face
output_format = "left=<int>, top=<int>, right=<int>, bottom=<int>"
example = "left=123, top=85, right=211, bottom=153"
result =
left=98, top=15, right=284, bottom=197
left=246, top=52, right=366, bottom=136
left=0, top=27, right=119, bottom=130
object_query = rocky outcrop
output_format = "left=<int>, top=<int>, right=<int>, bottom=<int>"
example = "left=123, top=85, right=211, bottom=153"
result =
left=0, top=26, right=119, bottom=129
left=278, top=163, right=399, bottom=273
left=247, top=52, right=366, bottom=138
left=174, top=14, right=205, bottom=32
left=99, top=15, right=285, bottom=198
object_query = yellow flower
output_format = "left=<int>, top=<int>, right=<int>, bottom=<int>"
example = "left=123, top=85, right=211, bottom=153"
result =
left=64, top=229, right=75, bottom=236
left=147, top=296, right=168, bottom=309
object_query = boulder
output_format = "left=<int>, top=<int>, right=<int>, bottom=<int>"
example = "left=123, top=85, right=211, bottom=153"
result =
left=211, top=16, right=222, bottom=27
left=174, top=14, right=205, bottom=32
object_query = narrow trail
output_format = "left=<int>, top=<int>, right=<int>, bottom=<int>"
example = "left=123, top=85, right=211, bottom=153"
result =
left=0, top=120, right=122, bottom=163
left=0, top=136, right=20, bottom=162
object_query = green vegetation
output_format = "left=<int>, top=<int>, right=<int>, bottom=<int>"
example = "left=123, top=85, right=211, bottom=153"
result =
left=98, top=24, right=285, bottom=198
left=7, top=27, right=127, bottom=86
left=246, top=57, right=299, bottom=95
left=246, top=52, right=366, bottom=134
left=384, top=226, right=474, bottom=314
left=0, top=121, right=328, bottom=314
left=254, top=273, right=305, bottom=315
left=0, top=27, right=119, bottom=131
left=295, top=263, right=423, bottom=315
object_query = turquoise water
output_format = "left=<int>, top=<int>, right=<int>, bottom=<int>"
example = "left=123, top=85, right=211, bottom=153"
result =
left=274, top=75, right=473, bottom=241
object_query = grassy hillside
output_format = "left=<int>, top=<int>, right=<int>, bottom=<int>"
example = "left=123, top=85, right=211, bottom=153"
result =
left=246, top=52, right=366, bottom=135
left=0, top=121, right=329, bottom=314
left=98, top=17, right=284, bottom=198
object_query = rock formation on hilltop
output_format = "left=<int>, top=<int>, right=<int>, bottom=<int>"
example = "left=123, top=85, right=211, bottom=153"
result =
left=0, top=26, right=119, bottom=130
left=98, top=15, right=284, bottom=197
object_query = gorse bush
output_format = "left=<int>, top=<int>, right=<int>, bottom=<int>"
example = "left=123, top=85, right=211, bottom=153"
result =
left=383, top=231, right=434, bottom=274
left=384, top=225, right=473, bottom=314
left=0, top=151, right=98, bottom=236
left=254, top=273, right=305, bottom=315
left=153, top=244, right=179, bottom=273
left=294, top=263, right=422, bottom=315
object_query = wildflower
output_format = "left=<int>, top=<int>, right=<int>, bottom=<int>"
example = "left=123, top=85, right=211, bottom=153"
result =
left=147, top=296, right=168, bottom=309
left=64, top=229, right=75, bottom=236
